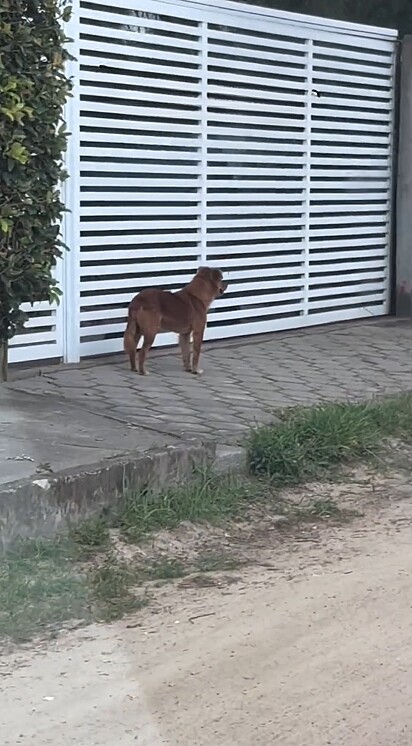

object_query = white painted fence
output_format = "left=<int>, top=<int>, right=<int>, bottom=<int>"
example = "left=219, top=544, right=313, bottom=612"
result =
left=9, top=0, right=397, bottom=364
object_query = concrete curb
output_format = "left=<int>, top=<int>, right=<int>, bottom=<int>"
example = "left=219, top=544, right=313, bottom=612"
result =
left=0, top=440, right=248, bottom=550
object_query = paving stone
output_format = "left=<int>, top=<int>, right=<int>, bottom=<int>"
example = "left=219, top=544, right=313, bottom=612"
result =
left=6, top=320, right=412, bottom=466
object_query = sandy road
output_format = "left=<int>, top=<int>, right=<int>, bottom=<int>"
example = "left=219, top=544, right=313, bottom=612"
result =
left=2, top=489, right=412, bottom=745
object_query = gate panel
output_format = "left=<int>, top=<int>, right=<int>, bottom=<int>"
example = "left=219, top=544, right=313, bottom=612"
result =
left=71, top=0, right=397, bottom=355
left=77, top=3, right=204, bottom=355
left=204, top=20, right=308, bottom=339
left=8, top=267, right=63, bottom=364
left=307, top=36, right=393, bottom=321
left=12, top=0, right=396, bottom=364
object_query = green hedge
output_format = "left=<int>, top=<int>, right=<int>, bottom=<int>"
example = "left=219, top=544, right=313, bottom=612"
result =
left=0, top=0, right=72, bottom=367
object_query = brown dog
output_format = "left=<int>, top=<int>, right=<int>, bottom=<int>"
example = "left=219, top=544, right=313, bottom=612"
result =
left=123, top=267, right=228, bottom=375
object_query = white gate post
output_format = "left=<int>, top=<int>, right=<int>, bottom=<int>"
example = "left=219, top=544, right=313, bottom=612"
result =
left=62, top=0, right=81, bottom=363
left=303, top=37, right=313, bottom=317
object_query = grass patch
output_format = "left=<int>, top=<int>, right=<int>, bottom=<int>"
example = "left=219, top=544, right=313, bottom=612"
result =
left=0, top=527, right=147, bottom=643
left=195, top=552, right=244, bottom=573
left=69, top=518, right=110, bottom=555
left=0, top=538, right=91, bottom=643
left=248, top=394, right=412, bottom=485
left=5, top=393, right=409, bottom=644
left=147, top=558, right=188, bottom=580
left=118, top=471, right=258, bottom=541
left=89, top=555, right=149, bottom=622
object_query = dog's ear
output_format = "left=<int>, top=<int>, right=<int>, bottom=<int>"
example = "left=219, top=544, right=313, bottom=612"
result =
left=210, top=268, right=223, bottom=283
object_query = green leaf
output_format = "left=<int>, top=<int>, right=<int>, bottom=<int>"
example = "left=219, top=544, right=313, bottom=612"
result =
left=0, top=0, right=71, bottom=343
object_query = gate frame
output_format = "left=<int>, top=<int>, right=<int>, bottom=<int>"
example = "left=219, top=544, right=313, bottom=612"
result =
left=59, top=0, right=397, bottom=364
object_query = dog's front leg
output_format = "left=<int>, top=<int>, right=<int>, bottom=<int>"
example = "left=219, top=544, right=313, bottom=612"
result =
left=192, top=324, right=205, bottom=375
left=179, top=333, right=192, bottom=372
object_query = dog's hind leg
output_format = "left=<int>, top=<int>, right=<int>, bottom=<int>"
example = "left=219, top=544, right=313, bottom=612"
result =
left=191, top=323, right=205, bottom=375
left=138, top=332, right=156, bottom=376
left=124, top=318, right=141, bottom=372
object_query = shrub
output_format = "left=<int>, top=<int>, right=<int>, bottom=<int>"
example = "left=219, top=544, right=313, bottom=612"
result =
left=0, top=0, right=72, bottom=379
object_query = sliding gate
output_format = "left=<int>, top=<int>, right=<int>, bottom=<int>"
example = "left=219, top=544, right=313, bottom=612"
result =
left=10, top=0, right=397, bottom=363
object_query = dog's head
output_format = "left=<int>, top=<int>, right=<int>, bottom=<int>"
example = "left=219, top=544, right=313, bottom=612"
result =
left=197, top=267, right=228, bottom=297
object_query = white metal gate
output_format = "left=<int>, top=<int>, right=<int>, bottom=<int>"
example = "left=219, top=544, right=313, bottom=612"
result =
left=10, top=0, right=398, bottom=363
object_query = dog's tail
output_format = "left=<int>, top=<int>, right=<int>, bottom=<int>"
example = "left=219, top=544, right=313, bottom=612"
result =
left=123, top=314, right=141, bottom=371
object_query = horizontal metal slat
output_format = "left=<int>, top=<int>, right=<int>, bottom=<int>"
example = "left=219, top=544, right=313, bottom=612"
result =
left=80, top=163, right=201, bottom=174
left=208, top=140, right=305, bottom=153
left=208, top=113, right=305, bottom=129
left=312, top=96, right=391, bottom=113
left=80, top=28, right=201, bottom=60
left=209, top=57, right=307, bottom=80
left=80, top=148, right=201, bottom=161
left=309, top=271, right=386, bottom=286
left=81, top=218, right=200, bottom=232
left=80, top=204, right=200, bottom=217
left=207, top=83, right=305, bottom=106
left=308, top=293, right=385, bottom=310
left=208, top=41, right=307, bottom=69
left=80, top=259, right=198, bottom=276
left=9, top=331, right=57, bottom=346
left=80, top=118, right=202, bottom=136
left=208, top=98, right=305, bottom=117
left=207, top=28, right=306, bottom=55
left=80, top=133, right=200, bottom=148
left=79, top=101, right=201, bottom=122
left=313, top=56, right=392, bottom=76
left=208, top=154, right=304, bottom=165
left=209, top=302, right=304, bottom=322
left=81, top=247, right=199, bottom=262
left=207, top=229, right=305, bottom=244
left=310, top=180, right=390, bottom=189
left=80, top=82, right=201, bottom=109
left=310, top=169, right=390, bottom=179
left=80, top=273, right=197, bottom=292
left=310, top=214, right=388, bottom=226
left=207, top=180, right=306, bottom=190
left=308, top=282, right=386, bottom=298
left=218, top=266, right=305, bottom=281
left=313, top=69, right=392, bottom=88
left=80, top=232, right=200, bottom=247
left=221, top=279, right=304, bottom=294
left=312, top=120, right=390, bottom=133
left=208, top=167, right=305, bottom=176
left=80, top=177, right=201, bottom=188
left=81, top=193, right=201, bottom=203
left=79, top=54, right=202, bottom=80
left=312, top=107, right=390, bottom=122
left=206, top=241, right=304, bottom=255
left=80, top=9, right=201, bottom=40
left=207, top=204, right=304, bottom=216
left=312, top=82, right=392, bottom=101
left=207, top=192, right=305, bottom=203
left=309, top=225, right=388, bottom=238
left=309, top=202, right=389, bottom=214
left=207, top=71, right=306, bottom=92
left=311, top=157, right=389, bottom=168
left=208, top=125, right=306, bottom=140
left=311, top=145, right=389, bottom=156
left=313, top=43, right=393, bottom=64
left=210, top=253, right=305, bottom=268
left=207, top=216, right=303, bottom=229
left=310, top=260, right=386, bottom=273
left=310, top=249, right=387, bottom=261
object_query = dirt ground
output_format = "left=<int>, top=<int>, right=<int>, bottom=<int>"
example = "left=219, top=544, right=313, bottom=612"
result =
left=2, top=471, right=412, bottom=746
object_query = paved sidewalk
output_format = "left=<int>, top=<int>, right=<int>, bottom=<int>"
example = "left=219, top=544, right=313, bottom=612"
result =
left=2, top=318, right=412, bottom=484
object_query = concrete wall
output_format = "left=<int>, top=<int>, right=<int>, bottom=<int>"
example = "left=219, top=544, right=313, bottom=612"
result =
left=396, top=36, right=412, bottom=316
